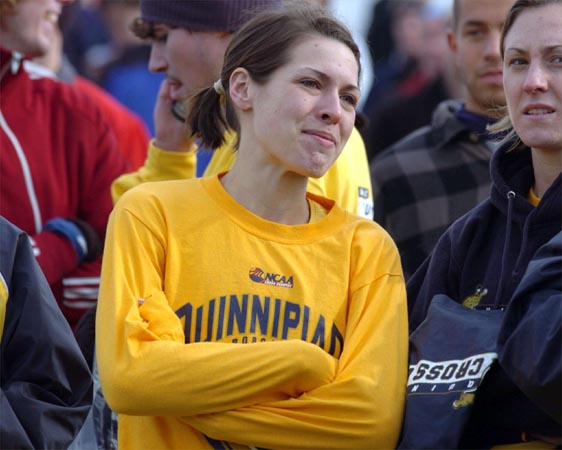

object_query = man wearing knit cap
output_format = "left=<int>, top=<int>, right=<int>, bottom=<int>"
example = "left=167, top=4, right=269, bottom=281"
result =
left=111, top=0, right=374, bottom=221
left=129, top=0, right=275, bottom=157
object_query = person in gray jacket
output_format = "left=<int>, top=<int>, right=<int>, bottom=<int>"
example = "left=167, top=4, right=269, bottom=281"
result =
left=370, top=0, right=514, bottom=279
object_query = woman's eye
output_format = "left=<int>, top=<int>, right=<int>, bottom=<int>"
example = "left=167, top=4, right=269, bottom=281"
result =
left=551, top=55, right=562, bottom=64
left=509, top=58, right=527, bottom=67
left=301, top=79, right=320, bottom=89
left=341, top=94, right=358, bottom=108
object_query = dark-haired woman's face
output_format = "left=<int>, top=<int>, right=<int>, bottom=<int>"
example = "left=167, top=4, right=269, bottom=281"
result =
left=503, top=3, right=562, bottom=152
left=247, top=36, right=360, bottom=178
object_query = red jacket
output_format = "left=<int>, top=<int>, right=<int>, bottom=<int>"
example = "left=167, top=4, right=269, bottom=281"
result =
left=0, top=49, right=129, bottom=326
left=73, top=75, right=150, bottom=170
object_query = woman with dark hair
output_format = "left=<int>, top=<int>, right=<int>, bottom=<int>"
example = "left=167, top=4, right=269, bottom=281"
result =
left=405, top=0, right=561, bottom=447
left=96, top=5, right=407, bottom=450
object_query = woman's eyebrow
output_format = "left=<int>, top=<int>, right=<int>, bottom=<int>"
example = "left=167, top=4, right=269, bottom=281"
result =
left=301, top=67, right=360, bottom=92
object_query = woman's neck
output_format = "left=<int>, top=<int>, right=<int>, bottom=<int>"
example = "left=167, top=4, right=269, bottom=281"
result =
left=531, top=147, right=562, bottom=197
left=220, top=163, right=311, bottom=225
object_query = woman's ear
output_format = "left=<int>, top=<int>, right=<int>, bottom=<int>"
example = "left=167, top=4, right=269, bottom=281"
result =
left=229, top=68, right=253, bottom=111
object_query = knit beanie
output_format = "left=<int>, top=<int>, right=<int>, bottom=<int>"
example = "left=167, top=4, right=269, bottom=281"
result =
left=140, top=0, right=282, bottom=32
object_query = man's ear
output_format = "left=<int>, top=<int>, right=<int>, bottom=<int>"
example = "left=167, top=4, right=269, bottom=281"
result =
left=447, top=29, right=458, bottom=54
left=229, top=68, right=253, bottom=111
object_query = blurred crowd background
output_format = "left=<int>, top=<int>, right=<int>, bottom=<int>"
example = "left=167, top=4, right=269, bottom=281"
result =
left=47, top=0, right=457, bottom=163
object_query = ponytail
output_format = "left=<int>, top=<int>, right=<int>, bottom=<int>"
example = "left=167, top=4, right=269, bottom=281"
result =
left=188, top=85, right=230, bottom=150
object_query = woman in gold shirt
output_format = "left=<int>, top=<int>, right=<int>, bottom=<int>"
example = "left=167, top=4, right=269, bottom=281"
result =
left=97, top=6, right=408, bottom=449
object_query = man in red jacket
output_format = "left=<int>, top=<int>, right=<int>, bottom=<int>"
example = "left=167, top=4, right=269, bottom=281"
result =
left=0, top=0, right=129, bottom=327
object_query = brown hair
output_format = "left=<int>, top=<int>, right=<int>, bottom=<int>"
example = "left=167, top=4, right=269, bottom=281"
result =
left=488, top=0, right=562, bottom=148
left=0, top=0, right=17, bottom=15
left=187, top=5, right=361, bottom=150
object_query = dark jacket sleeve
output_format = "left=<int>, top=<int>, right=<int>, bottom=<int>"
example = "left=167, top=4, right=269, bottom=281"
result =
left=0, top=218, right=92, bottom=449
left=407, top=229, right=459, bottom=331
left=497, top=231, right=562, bottom=424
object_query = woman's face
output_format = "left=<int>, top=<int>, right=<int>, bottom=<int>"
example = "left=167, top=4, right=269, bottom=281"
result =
left=503, top=3, right=562, bottom=152
left=244, top=36, right=360, bottom=179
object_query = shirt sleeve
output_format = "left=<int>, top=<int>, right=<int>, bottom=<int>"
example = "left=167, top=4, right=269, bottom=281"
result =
left=407, top=230, right=459, bottom=331
left=184, top=232, right=409, bottom=449
left=111, top=140, right=197, bottom=204
left=29, top=231, right=78, bottom=284
left=34, top=106, right=129, bottom=326
left=497, top=232, right=562, bottom=423
left=96, top=197, right=337, bottom=418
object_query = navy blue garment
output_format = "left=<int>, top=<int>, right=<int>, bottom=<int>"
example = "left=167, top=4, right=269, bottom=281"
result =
left=454, top=103, right=500, bottom=140
left=399, top=295, right=504, bottom=449
left=0, top=216, right=92, bottom=449
left=498, top=231, right=562, bottom=425
left=407, top=144, right=561, bottom=448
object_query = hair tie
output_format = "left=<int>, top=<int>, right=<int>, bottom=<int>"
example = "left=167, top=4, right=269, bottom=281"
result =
left=213, top=79, right=225, bottom=96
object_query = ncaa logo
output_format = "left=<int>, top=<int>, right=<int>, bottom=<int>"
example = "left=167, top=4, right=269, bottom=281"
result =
left=249, top=267, right=294, bottom=288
